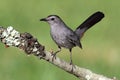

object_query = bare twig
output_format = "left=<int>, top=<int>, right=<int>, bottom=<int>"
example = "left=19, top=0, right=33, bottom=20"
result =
left=0, top=26, right=116, bottom=80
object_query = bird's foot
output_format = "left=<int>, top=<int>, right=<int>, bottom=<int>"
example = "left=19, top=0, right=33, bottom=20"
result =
left=49, top=49, right=56, bottom=61
left=70, top=61, right=76, bottom=73
left=51, top=53, right=57, bottom=62
left=50, top=48, right=61, bottom=62
left=51, top=51, right=56, bottom=61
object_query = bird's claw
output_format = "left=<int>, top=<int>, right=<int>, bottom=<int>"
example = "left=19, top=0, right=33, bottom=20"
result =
left=51, top=53, right=57, bottom=61
left=69, top=61, right=76, bottom=73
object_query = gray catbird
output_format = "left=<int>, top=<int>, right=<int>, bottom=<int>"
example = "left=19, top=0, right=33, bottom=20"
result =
left=40, top=11, right=104, bottom=65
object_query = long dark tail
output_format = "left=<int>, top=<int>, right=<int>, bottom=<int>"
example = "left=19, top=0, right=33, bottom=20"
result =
left=75, top=11, right=104, bottom=38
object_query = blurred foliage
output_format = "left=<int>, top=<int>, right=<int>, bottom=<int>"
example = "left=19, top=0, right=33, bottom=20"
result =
left=0, top=0, right=120, bottom=80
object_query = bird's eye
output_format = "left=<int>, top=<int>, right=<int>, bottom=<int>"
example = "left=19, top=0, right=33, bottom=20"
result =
left=51, top=18, right=55, bottom=20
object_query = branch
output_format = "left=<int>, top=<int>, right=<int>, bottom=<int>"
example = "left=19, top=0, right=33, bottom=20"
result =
left=0, top=26, right=116, bottom=80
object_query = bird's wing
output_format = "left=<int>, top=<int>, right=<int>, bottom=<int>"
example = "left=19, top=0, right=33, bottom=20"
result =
left=66, top=33, right=82, bottom=48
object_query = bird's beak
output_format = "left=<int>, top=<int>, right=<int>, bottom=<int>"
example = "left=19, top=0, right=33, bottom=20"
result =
left=40, top=18, right=48, bottom=21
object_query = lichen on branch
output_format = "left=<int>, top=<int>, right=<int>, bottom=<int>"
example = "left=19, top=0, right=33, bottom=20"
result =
left=0, top=26, right=45, bottom=57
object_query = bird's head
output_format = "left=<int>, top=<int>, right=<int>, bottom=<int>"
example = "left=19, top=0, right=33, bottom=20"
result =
left=40, top=15, right=63, bottom=26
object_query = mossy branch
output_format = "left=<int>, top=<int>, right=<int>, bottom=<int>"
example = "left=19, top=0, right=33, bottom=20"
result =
left=0, top=26, right=116, bottom=80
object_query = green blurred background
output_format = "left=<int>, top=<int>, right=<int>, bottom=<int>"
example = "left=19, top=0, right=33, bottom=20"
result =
left=0, top=0, right=120, bottom=80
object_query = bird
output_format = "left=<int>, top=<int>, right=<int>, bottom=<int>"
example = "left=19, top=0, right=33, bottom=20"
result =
left=40, top=11, right=104, bottom=65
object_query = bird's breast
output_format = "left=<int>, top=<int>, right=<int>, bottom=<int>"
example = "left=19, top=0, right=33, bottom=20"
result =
left=50, top=27, right=75, bottom=48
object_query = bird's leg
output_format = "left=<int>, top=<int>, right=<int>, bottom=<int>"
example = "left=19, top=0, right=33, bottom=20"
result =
left=69, top=49, right=75, bottom=72
left=69, top=49, right=73, bottom=65
left=52, top=46, right=61, bottom=61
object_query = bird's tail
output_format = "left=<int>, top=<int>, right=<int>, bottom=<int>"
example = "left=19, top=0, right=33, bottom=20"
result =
left=75, top=11, right=104, bottom=38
